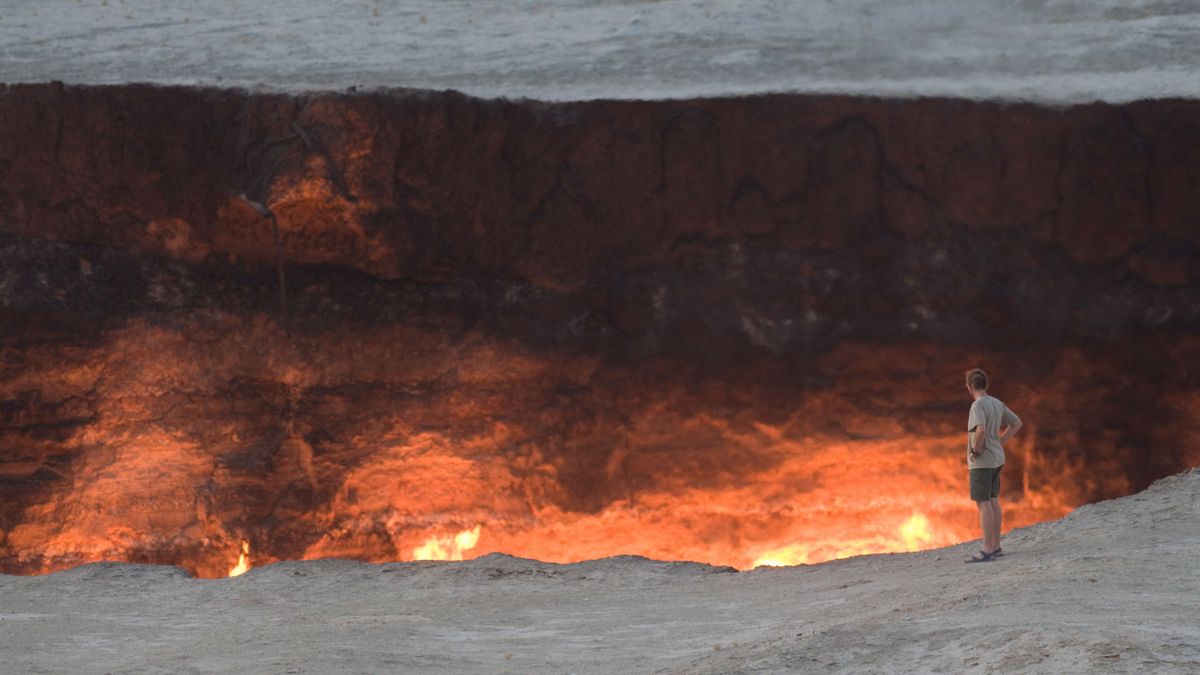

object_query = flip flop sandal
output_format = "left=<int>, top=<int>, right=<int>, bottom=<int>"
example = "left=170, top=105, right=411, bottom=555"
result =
left=993, top=547, right=1005, bottom=557
left=965, top=550, right=995, bottom=563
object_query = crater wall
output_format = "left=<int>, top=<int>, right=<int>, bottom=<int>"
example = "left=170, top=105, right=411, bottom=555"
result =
left=1, top=84, right=1197, bottom=576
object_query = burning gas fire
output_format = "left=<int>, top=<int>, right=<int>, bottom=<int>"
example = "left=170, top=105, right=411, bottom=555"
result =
left=286, top=423, right=1083, bottom=576
left=752, top=512, right=935, bottom=568
left=412, top=526, right=482, bottom=561
left=899, top=513, right=934, bottom=549
left=228, top=541, right=251, bottom=577
left=5, top=330, right=1163, bottom=580
left=2, top=420, right=1088, bottom=579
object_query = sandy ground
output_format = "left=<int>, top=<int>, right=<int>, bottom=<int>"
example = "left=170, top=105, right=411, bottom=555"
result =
left=2, top=0, right=1200, bottom=102
left=1, top=468, right=1196, bottom=674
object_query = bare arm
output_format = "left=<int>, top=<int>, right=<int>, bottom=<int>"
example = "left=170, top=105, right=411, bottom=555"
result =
left=999, top=407, right=1022, bottom=443
left=999, top=419, right=1022, bottom=443
left=971, top=425, right=986, bottom=455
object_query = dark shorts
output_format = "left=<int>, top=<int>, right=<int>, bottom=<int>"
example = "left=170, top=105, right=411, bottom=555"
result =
left=969, top=466, right=1003, bottom=502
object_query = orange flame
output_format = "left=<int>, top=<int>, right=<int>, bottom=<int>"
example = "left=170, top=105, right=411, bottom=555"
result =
left=899, top=512, right=934, bottom=550
left=291, top=427, right=1078, bottom=574
left=5, top=330, right=1148, bottom=579
left=227, top=540, right=251, bottom=577
left=412, top=526, right=482, bottom=562
left=752, top=512, right=937, bottom=568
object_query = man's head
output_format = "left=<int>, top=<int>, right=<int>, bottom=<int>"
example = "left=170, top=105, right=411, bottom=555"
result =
left=965, top=368, right=988, bottom=395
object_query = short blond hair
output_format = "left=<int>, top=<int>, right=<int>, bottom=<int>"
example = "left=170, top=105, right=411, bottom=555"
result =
left=965, top=368, right=988, bottom=391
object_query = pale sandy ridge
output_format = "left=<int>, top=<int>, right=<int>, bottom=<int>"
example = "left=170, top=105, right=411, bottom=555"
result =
left=1, top=468, right=1197, bottom=674
left=3, top=0, right=1200, bottom=102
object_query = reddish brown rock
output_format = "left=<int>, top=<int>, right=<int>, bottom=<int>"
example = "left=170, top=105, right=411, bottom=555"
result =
left=1056, top=106, right=1155, bottom=264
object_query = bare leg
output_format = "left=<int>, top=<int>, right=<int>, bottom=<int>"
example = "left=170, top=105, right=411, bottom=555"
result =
left=987, top=504, right=999, bottom=553
left=976, top=501, right=994, bottom=553
left=989, top=497, right=1002, bottom=550
left=981, top=500, right=1000, bottom=554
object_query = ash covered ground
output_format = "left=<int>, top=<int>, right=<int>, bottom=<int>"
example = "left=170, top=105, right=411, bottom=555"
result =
left=2, top=0, right=1200, bottom=102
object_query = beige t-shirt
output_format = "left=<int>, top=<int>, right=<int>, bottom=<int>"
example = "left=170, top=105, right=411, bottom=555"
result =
left=967, top=394, right=1020, bottom=469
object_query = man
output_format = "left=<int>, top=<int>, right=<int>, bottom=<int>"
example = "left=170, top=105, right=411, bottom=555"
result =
left=964, top=368, right=1021, bottom=563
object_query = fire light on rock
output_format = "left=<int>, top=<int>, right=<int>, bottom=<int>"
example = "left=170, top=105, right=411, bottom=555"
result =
left=228, top=541, right=251, bottom=577
left=412, top=526, right=482, bottom=562
left=899, top=513, right=934, bottom=550
left=751, top=509, right=947, bottom=568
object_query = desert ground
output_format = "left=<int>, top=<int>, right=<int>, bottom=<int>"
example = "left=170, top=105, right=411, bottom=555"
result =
left=3, top=0, right=1200, bottom=102
left=2, top=468, right=1196, bottom=674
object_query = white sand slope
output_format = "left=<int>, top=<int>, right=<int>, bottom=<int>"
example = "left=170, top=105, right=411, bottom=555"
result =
left=1, top=468, right=1197, bottom=674
left=2, top=0, right=1200, bottom=102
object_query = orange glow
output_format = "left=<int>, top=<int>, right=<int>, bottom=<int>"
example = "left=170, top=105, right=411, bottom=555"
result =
left=899, top=513, right=934, bottom=550
left=752, top=512, right=936, bottom=568
left=228, top=541, right=251, bottom=577
left=295, top=421, right=1076, bottom=572
left=2, top=322, right=1162, bottom=579
left=469, top=430, right=1074, bottom=571
left=412, top=526, right=482, bottom=561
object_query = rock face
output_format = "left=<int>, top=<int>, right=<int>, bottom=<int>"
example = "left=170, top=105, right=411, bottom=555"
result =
left=1, top=84, right=1198, bottom=577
